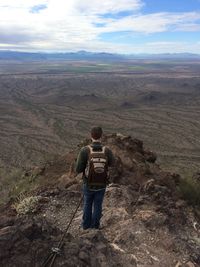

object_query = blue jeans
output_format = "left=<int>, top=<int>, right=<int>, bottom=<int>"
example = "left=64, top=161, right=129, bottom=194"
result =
left=82, top=184, right=106, bottom=229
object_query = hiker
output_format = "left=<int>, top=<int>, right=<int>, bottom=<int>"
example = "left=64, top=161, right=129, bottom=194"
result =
left=75, top=126, right=114, bottom=230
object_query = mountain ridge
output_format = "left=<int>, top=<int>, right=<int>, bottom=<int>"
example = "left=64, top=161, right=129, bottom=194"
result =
left=0, top=133, right=199, bottom=267
left=0, top=50, right=200, bottom=61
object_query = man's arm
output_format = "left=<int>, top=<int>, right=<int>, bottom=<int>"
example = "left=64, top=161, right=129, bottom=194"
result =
left=75, top=147, right=88, bottom=174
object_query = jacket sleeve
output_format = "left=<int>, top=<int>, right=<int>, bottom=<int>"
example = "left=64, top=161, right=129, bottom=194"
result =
left=75, top=147, right=88, bottom=173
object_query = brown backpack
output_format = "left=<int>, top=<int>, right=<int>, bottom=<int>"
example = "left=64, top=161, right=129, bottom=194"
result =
left=85, top=145, right=108, bottom=186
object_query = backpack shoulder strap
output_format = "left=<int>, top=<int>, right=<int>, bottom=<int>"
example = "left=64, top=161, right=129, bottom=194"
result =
left=87, top=145, right=93, bottom=154
left=102, top=146, right=106, bottom=154
left=87, top=145, right=93, bottom=158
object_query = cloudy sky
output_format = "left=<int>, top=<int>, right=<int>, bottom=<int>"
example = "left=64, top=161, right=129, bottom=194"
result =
left=0, top=0, right=200, bottom=54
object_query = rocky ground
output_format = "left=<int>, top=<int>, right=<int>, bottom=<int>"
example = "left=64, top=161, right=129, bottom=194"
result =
left=0, top=134, right=199, bottom=267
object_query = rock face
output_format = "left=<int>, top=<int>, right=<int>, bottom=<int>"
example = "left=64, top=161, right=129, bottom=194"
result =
left=0, top=134, right=199, bottom=267
left=0, top=216, right=130, bottom=267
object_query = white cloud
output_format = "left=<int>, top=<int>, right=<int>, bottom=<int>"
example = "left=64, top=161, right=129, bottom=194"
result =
left=0, top=0, right=200, bottom=53
left=175, top=23, right=200, bottom=31
left=75, top=0, right=143, bottom=15
left=102, top=12, right=200, bottom=34
left=0, top=0, right=48, bottom=9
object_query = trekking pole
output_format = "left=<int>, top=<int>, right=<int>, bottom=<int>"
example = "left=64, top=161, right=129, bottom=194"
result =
left=42, top=194, right=83, bottom=267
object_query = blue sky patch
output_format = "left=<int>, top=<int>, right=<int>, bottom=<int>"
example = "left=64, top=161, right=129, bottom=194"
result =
left=100, top=11, right=135, bottom=19
left=94, top=22, right=107, bottom=28
left=142, top=0, right=200, bottom=14
left=30, top=4, right=47, bottom=14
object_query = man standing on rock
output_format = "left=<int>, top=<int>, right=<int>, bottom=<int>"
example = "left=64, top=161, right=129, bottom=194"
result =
left=76, top=126, right=114, bottom=230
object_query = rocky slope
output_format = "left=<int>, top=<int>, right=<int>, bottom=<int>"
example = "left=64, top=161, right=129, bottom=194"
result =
left=0, top=134, right=199, bottom=267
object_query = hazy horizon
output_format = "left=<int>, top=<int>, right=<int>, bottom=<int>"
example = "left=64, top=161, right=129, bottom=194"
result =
left=1, top=50, right=200, bottom=57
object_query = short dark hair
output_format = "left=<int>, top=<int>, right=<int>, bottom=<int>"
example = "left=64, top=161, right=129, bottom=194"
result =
left=91, top=126, right=103, bottom=140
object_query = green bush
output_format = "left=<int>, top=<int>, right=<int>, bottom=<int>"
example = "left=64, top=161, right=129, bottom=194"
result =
left=179, top=176, right=200, bottom=206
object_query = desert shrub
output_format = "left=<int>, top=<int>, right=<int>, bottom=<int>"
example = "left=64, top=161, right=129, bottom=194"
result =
left=13, top=195, right=41, bottom=215
left=179, top=176, right=200, bottom=206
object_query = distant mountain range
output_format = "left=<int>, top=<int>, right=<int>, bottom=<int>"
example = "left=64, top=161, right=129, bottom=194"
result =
left=0, top=50, right=200, bottom=61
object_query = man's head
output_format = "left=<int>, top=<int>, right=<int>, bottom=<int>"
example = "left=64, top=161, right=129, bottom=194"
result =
left=91, top=126, right=103, bottom=140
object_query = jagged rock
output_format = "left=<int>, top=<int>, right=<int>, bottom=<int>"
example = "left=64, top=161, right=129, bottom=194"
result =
left=153, top=171, right=180, bottom=193
left=175, top=262, right=182, bottom=267
left=142, top=211, right=167, bottom=229
left=118, top=151, right=135, bottom=171
left=0, top=217, right=62, bottom=266
left=109, top=156, right=123, bottom=183
left=186, top=261, right=196, bottom=267
left=175, top=199, right=187, bottom=209
left=144, top=150, right=157, bottom=163
left=0, top=215, right=15, bottom=228
left=0, top=225, right=16, bottom=241
left=58, top=174, right=78, bottom=188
